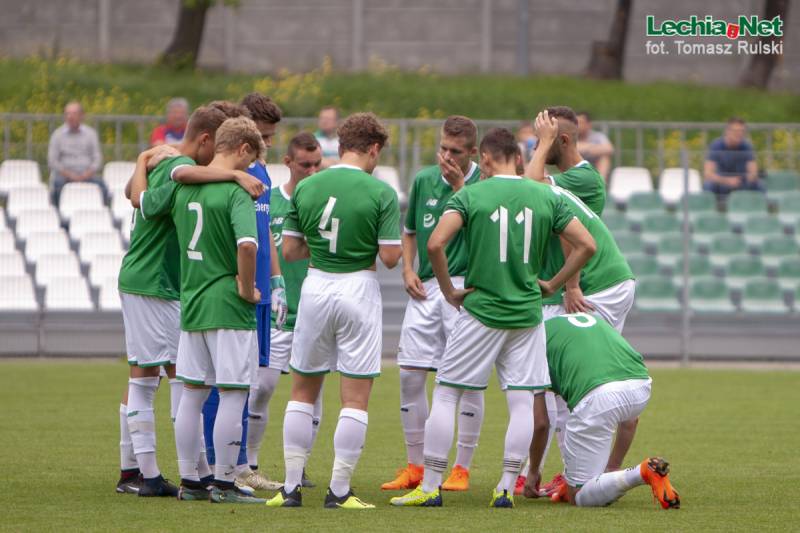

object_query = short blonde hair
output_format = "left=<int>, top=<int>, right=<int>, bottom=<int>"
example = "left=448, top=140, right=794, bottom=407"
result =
left=214, top=116, right=265, bottom=159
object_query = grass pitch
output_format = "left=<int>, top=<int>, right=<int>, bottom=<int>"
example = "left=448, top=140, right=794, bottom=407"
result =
left=0, top=360, right=797, bottom=532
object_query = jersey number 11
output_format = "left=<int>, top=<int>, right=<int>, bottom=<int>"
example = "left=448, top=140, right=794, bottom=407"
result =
left=490, top=206, right=533, bottom=263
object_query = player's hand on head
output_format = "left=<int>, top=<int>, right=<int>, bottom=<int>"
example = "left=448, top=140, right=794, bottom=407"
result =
left=564, top=286, right=594, bottom=314
left=234, top=170, right=266, bottom=199
left=534, top=110, right=559, bottom=144
left=403, top=269, right=427, bottom=300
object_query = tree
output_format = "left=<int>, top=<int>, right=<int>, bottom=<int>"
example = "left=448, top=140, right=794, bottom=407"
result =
left=585, top=0, right=632, bottom=80
left=160, top=0, right=238, bottom=69
left=739, top=0, right=789, bottom=89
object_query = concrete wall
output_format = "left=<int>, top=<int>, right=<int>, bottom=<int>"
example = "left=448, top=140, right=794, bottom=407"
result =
left=0, top=0, right=797, bottom=91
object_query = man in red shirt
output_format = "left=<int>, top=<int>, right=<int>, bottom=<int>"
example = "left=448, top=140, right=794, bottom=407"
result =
left=150, top=98, right=190, bottom=146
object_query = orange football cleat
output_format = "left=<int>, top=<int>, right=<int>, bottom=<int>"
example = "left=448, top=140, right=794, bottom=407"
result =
left=549, top=476, right=569, bottom=503
left=441, top=464, right=470, bottom=491
left=381, top=463, right=424, bottom=491
left=513, top=474, right=526, bottom=496
left=640, top=457, right=680, bottom=510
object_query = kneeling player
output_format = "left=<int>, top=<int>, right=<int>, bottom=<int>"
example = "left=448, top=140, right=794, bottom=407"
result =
left=523, top=313, right=680, bottom=509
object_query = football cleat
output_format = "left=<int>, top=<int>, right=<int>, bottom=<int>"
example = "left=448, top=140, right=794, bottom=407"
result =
left=489, top=489, right=514, bottom=508
left=381, top=463, right=423, bottom=490
left=265, top=485, right=302, bottom=508
left=237, top=469, right=283, bottom=491
left=209, top=484, right=266, bottom=504
left=177, top=479, right=209, bottom=501
left=640, top=457, right=680, bottom=510
left=442, top=464, right=470, bottom=491
left=541, top=473, right=565, bottom=493
left=390, top=486, right=442, bottom=507
left=138, top=475, right=179, bottom=497
left=115, top=471, right=142, bottom=494
left=324, top=488, right=376, bottom=509
left=513, top=474, right=526, bottom=496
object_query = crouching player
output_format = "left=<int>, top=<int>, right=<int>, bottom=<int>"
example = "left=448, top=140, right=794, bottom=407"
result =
left=523, top=313, right=680, bottom=509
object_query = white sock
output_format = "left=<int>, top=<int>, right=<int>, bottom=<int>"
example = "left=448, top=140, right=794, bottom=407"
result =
left=197, top=425, right=212, bottom=480
left=175, top=386, right=210, bottom=481
left=169, top=378, right=183, bottom=423
left=246, top=367, right=281, bottom=468
left=309, top=389, right=323, bottom=461
left=119, top=403, right=138, bottom=471
left=283, top=401, right=314, bottom=492
left=574, top=465, right=644, bottom=507
left=454, top=390, right=484, bottom=469
left=213, top=390, right=248, bottom=483
left=555, top=394, right=569, bottom=452
left=399, top=369, right=428, bottom=465
left=330, top=408, right=369, bottom=497
left=127, top=377, right=160, bottom=479
left=540, top=391, right=559, bottom=476
left=422, top=385, right=461, bottom=493
left=496, top=390, right=534, bottom=493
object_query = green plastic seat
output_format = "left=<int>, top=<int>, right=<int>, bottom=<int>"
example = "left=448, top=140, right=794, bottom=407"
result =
left=640, top=213, right=681, bottom=245
left=680, top=192, right=718, bottom=223
left=708, top=234, right=747, bottom=268
left=759, top=236, right=800, bottom=268
left=724, top=255, right=766, bottom=291
left=766, top=170, right=799, bottom=202
left=626, top=192, right=665, bottom=224
left=689, top=278, right=736, bottom=313
left=692, top=213, right=731, bottom=247
left=613, top=232, right=645, bottom=256
left=741, top=214, right=783, bottom=247
left=634, top=276, right=679, bottom=312
left=654, top=234, right=690, bottom=269
left=628, top=255, right=659, bottom=277
left=601, top=211, right=630, bottom=234
left=777, top=191, right=800, bottom=228
left=672, top=254, right=713, bottom=286
left=727, top=191, right=768, bottom=226
left=777, top=257, right=800, bottom=292
left=740, top=279, right=787, bottom=314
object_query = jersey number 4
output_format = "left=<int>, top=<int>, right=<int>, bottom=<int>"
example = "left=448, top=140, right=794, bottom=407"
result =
left=319, top=196, right=340, bottom=253
left=490, top=206, right=533, bottom=263
left=187, top=202, right=204, bottom=261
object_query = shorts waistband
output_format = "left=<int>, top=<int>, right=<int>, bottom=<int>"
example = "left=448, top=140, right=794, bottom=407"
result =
left=307, top=268, right=378, bottom=281
left=422, top=275, right=464, bottom=289
left=584, top=377, right=652, bottom=400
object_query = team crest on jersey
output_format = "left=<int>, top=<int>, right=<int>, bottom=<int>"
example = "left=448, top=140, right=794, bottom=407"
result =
left=423, top=213, right=436, bottom=228
left=426, top=198, right=439, bottom=207
left=273, top=216, right=285, bottom=225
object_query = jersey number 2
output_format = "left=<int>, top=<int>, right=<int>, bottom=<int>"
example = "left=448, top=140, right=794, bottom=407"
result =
left=490, top=206, right=533, bottom=263
left=319, top=196, right=340, bottom=253
left=187, top=202, right=204, bottom=261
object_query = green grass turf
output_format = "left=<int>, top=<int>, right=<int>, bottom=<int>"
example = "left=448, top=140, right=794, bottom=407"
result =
left=0, top=360, right=797, bottom=531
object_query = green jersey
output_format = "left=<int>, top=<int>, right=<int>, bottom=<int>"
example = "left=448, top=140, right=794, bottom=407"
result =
left=405, top=162, right=480, bottom=281
left=118, top=156, right=194, bottom=300
left=445, top=175, right=574, bottom=329
left=270, top=184, right=309, bottom=331
left=283, top=164, right=401, bottom=273
left=141, top=180, right=258, bottom=331
left=545, top=313, right=650, bottom=411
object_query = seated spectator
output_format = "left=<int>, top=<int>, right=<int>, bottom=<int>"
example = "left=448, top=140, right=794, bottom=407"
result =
left=517, top=120, right=537, bottom=164
left=150, top=97, right=190, bottom=146
left=48, top=101, right=105, bottom=204
left=703, top=117, right=763, bottom=198
left=314, top=105, right=340, bottom=168
left=576, top=111, right=614, bottom=180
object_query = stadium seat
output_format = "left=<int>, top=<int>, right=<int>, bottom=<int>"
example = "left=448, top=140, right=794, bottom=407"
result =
left=111, top=191, right=134, bottom=223
left=0, top=232, right=16, bottom=253
left=266, top=164, right=290, bottom=189
left=655, top=234, right=686, bottom=269
left=0, top=274, right=38, bottom=310
left=625, top=192, right=665, bottom=224
left=5, top=186, right=50, bottom=219
left=68, top=209, right=115, bottom=242
left=691, top=213, right=731, bottom=247
left=59, top=182, right=105, bottom=222
left=708, top=234, right=747, bottom=268
left=765, top=170, right=799, bottom=203
left=24, top=231, right=71, bottom=263
left=640, top=213, right=681, bottom=246
left=79, top=232, right=123, bottom=264
left=613, top=232, right=645, bottom=256
left=727, top=190, right=768, bottom=227
left=0, top=208, right=6, bottom=232
left=634, top=277, right=679, bottom=312
left=658, top=167, right=702, bottom=205
left=601, top=211, right=629, bottom=234
left=88, top=253, right=123, bottom=287
left=609, top=167, right=653, bottom=206
left=374, top=166, right=408, bottom=206
left=0, top=252, right=26, bottom=277
left=741, top=214, right=783, bottom=248
left=724, top=255, right=766, bottom=291
left=102, top=161, right=136, bottom=195
left=777, top=257, right=800, bottom=293
left=672, top=254, right=713, bottom=286
left=740, top=279, right=787, bottom=314
left=44, top=276, right=94, bottom=310
left=627, top=255, right=659, bottom=277
left=35, top=253, right=82, bottom=287
left=759, top=235, right=800, bottom=268
left=681, top=192, right=718, bottom=222
left=776, top=191, right=800, bottom=229
left=14, top=208, right=62, bottom=241
left=689, top=278, right=736, bottom=313
left=99, top=277, right=122, bottom=310
left=0, top=160, right=42, bottom=195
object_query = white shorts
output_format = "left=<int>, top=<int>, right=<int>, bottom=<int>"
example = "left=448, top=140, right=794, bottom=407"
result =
left=435, top=310, right=550, bottom=391
left=397, top=276, right=463, bottom=370
left=562, top=378, right=652, bottom=487
left=176, top=329, right=258, bottom=389
left=120, top=292, right=180, bottom=367
left=290, top=269, right=382, bottom=378
left=269, top=328, right=293, bottom=372
left=541, top=279, right=635, bottom=333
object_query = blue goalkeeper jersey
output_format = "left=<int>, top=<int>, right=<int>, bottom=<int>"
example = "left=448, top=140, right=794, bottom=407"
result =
left=249, top=161, right=272, bottom=306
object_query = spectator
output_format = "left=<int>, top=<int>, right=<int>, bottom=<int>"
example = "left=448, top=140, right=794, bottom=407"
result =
left=47, top=101, right=105, bottom=204
left=576, top=111, right=614, bottom=180
left=703, top=117, right=763, bottom=198
left=314, top=105, right=340, bottom=168
left=150, top=97, right=190, bottom=146
left=516, top=120, right=537, bottom=163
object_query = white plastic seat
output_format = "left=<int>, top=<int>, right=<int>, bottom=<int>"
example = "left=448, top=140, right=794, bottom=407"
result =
left=99, top=277, right=122, bottom=310
left=373, top=166, right=407, bottom=205
left=35, top=252, right=82, bottom=287
left=609, top=167, right=653, bottom=205
left=24, top=231, right=71, bottom=263
left=0, top=232, right=16, bottom=253
left=266, top=164, right=290, bottom=189
left=0, top=208, right=6, bottom=231
left=44, top=276, right=93, bottom=310
left=6, top=186, right=51, bottom=219
left=111, top=191, right=134, bottom=222
left=0, top=252, right=26, bottom=277
left=79, top=232, right=123, bottom=264
left=0, top=274, right=38, bottom=310
left=658, top=167, right=703, bottom=206
left=0, top=160, right=42, bottom=195
left=59, top=182, right=105, bottom=222
left=68, top=209, right=115, bottom=242
left=15, top=208, right=62, bottom=241
left=88, top=253, right=123, bottom=287
left=103, top=161, right=136, bottom=195
left=120, top=214, right=133, bottom=243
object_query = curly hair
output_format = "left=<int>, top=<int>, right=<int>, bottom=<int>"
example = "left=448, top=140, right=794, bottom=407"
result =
left=337, top=112, right=388, bottom=154
left=240, top=93, right=283, bottom=125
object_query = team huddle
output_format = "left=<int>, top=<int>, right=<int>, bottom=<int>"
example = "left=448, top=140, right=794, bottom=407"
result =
left=115, top=93, right=680, bottom=511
